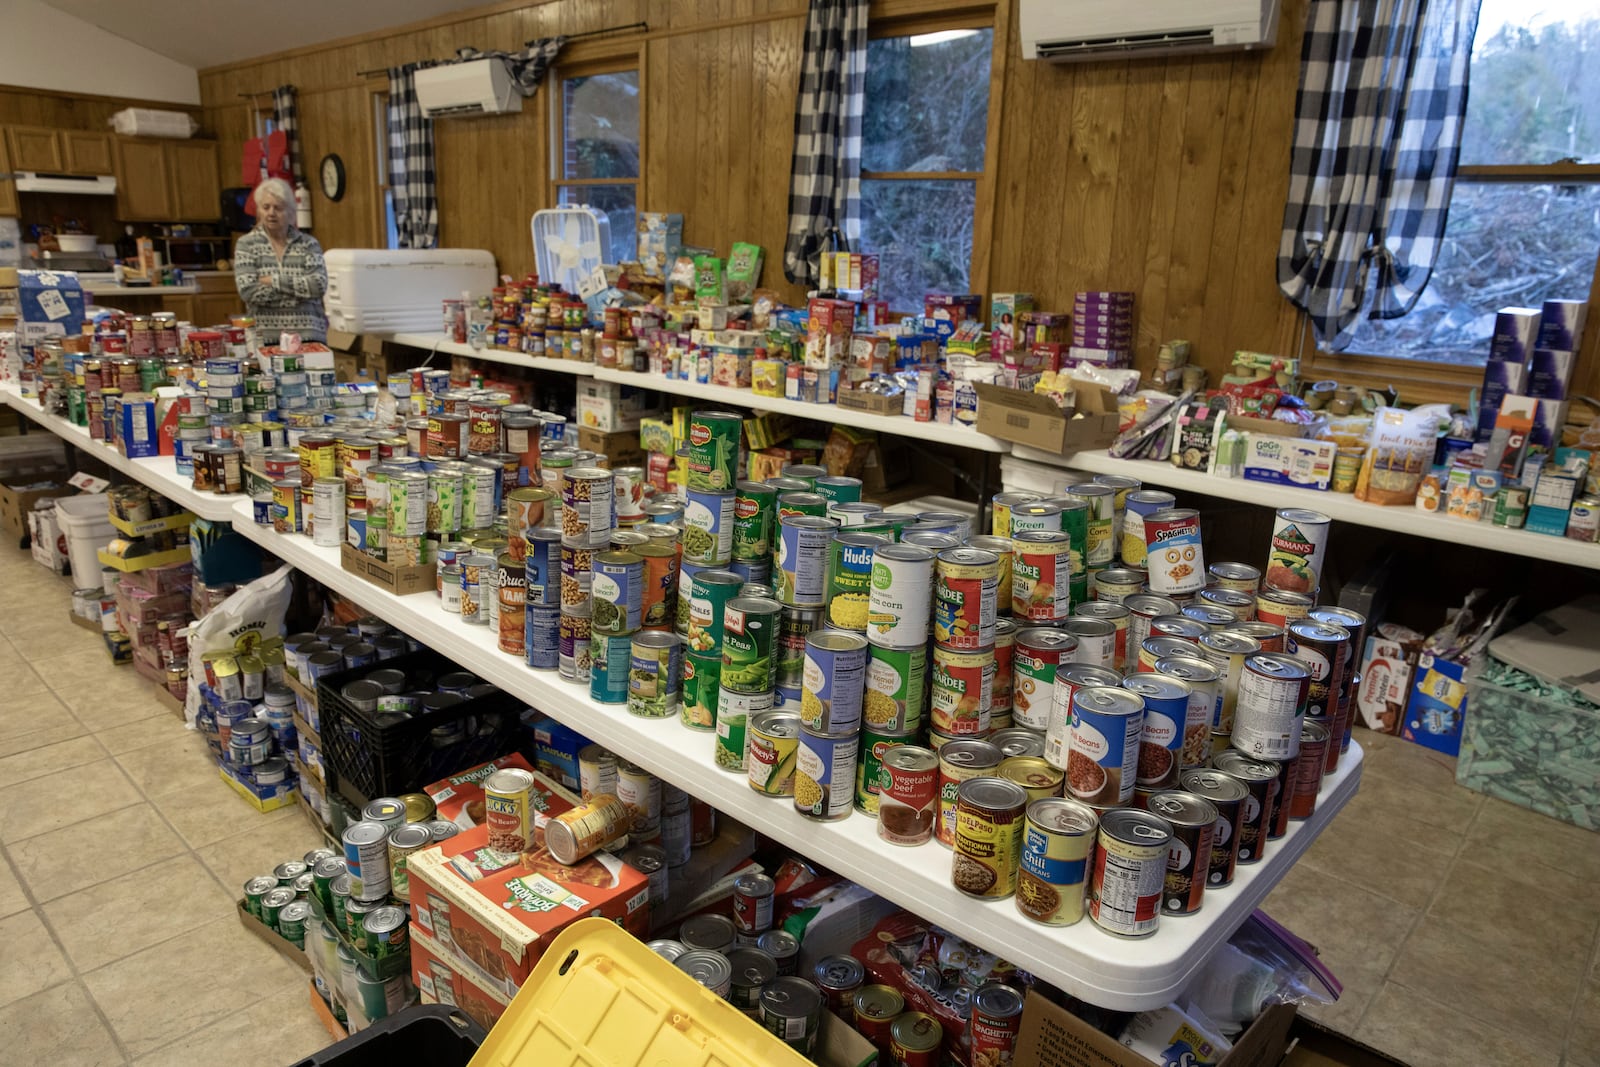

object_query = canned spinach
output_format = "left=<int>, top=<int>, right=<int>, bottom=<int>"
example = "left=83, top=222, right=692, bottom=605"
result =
left=628, top=632, right=685, bottom=718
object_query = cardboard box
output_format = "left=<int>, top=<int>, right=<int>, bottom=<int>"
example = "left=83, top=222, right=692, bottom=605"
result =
left=411, top=925, right=514, bottom=1031
left=577, top=426, right=646, bottom=467
left=1014, top=990, right=1296, bottom=1067
left=28, top=502, right=69, bottom=573
left=235, top=898, right=312, bottom=975
left=1226, top=412, right=1314, bottom=439
left=836, top=388, right=902, bottom=417
left=340, top=542, right=436, bottom=596
left=1283, top=1015, right=1408, bottom=1066
left=407, top=822, right=651, bottom=995
left=577, top=380, right=652, bottom=432
left=0, top=469, right=74, bottom=545
left=1242, top=435, right=1336, bottom=491
left=1402, top=652, right=1468, bottom=756
left=975, top=383, right=1121, bottom=454
left=424, top=752, right=548, bottom=829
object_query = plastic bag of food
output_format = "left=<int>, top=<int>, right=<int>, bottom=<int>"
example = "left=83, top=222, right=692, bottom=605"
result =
left=183, top=563, right=294, bottom=725
left=1184, top=912, right=1339, bottom=1030
left=1355, top=405, right=1445, bottom=505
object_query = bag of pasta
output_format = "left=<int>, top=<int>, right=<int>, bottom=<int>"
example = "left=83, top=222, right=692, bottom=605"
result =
left=1355, top=406, right=1445, bottom=506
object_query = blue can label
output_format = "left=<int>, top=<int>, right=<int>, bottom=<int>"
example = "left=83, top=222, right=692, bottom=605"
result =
left=525, top=539, right=559, bottom=608
left=590, top=632, right=632, bottom=703
left=525, top=606, right=560, bottom=669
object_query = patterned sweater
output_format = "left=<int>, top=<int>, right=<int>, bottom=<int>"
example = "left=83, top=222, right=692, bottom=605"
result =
left=233, top=228, right=328, bottom=342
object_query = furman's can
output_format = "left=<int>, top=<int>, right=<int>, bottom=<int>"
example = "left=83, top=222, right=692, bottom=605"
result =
left=855, top=725, right=917, bottom=815
left=1286, top=620, right=1351, bottom=721
left=877, top=745, right=939, bottom=846
left=759, top=976, right=823, bottom=1056
left=591, top=550, right=643, bottom=635
left=561, top=467, right=614, bottom=548
left=590, top=631, right=631, bottom=704
left=795, top=727, right=856, bottom=820
left=1155, top=656, right=1224, bottom=769
left=628, top=631, right=684, bottom=718
left=1089, top=808, right=1172, bottom=937
left=801, top=630, right=868, bottom=735
left=867, top=543, right=936, bottom=647
left=934, top=548, right=999, bottom=650
left=931, top=645, right=994, bottom=737
left=775, top=514, right=838, bottom=607
left=1197, top=630, right=1263, bottom=733
left=1011, top=531, right=1072, bottom=621
left=864, top=642, right=927, bottom=732
left=1067, top=686, right=1145, bottom=806
left=686, top=567, right=744, bottom=651
left=721, top=596, right=783, bottom=693
left=1232, top=651, right=1311, bottom=759
left=734, top=480, right=777, bottom=560
left=1016, top=797, right=1097, bottom=926
left=1121, top=490, right=1176, bottom=568
left=682, top=489, right=736, bottom=566
left=1181, top=768, right=1249, bottom=887
left=1143, top=508, right=1205, bottom=596
left=825, top=532, right=887, bottom=631
left=952, top=777, right=1029, bottom=899
left=681, top=649, right=720, bottom=729
left=1265, top=508, right=1330, bottom=596
left=1122, top=673, right=1192, bottom=790
left=937, top=739, right=1003, bottom=847
left=1012, top=628, right=1077, bottom=731
left=1145, top=790, right=1217, bottom=915
left=1043, top=663, right=1124, bottom=770
left=1062, top=616, right=1117, bottom=670
left=971, top=983, right=1026, bottom=1067
left=1211, top=750, right=1280, bottom=864
left=747, top=711, right=801, bottom=796
left=685, top=410, right=742, bottom=492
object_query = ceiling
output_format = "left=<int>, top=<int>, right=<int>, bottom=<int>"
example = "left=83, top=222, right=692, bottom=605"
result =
left=39, top=0, right=491, bottom=69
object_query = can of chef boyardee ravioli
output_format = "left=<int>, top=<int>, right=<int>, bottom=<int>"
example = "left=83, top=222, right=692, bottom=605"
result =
left=864, top=642, right=928, bottom=733
left=971, top=535, right=1015, bottom=619
left=1013, top=628, right=1078, bottom=732
left=953, top=777, right=1029, bottom=899
left=935, top=548, right=1000, bottom=650
left=801, top=630, right=868, bottom=735
left=1016, top=796, right=1098, bottom=926
left=1123, top=673, right=1192, bottom=790
left=1089, top=808, right=1172, bottom=937
left=867, top=544, right=935, bottom=647
left=1011, top=531, right=1072, bottom=622
left=931, top=646, right=994, bottom=738
left=721, top=596, right=782, bottom=693
left=936, top=740, right=1003, bottom=847
left=685, top=410, right=742, bottom=492
left=795, top=727, right=856, bottom=821
left=1145, top=790, right=1217, bottom=916
left=747, top=710, right=800, bottom=796
left=1155, top=655, right=1223, bottom=769
left=1121, top=490, right=1176, bottom=568
left=1211, top=749, right=1281, bottom=864
left=776, top=515, right=838, bottom=607
left=1143, top=508, right=1205, bottom=596
left=826, top=532, right=888, bottom=632
left=855, top=726, right=917, bottom=815
left=992, top=619, right=1017, bottom=724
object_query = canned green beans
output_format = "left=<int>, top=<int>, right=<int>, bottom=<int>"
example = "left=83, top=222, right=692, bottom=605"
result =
left=734, top=480, right=777, bottom=560
left=681, top=649, right=720, bottom=730
left=628, top=632, right=684, bottom=718
left=685, top=410, right=742, bottom=492
left=775, top=515, right=838, bottom=607
left=855, top=725, right=917, bottom=815
left=683, top=489, right=736, bottom=566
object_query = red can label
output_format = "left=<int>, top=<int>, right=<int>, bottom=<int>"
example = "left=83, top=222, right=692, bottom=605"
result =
left=1013, top=541, right=1071, bottom=620
left=971, top=1007, right=1021, bottom=1067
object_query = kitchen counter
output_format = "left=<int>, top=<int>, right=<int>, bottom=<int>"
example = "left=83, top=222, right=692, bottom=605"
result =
left=82, top=283, right=200, bottom=297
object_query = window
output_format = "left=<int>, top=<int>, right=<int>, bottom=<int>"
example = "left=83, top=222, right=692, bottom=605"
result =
left=555, top=68, right=641, bottom=265
left=1337, top=1, right=1600, bottom=365
left=373, top=92, right=399, bottom=249
left=860, top=27, right=994, bottom=312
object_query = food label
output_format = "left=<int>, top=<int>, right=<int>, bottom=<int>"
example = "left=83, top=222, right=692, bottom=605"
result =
left=826, top=542, right=875, bottom=630
left=795, top=733, right=855, bottom=819
left=864, top=645, right=926, bottom=733
left=1018, top=820, right=1092, bottom=925
left=931, top=650, right=993, bottom=737
left=1013, top=545, right=1070, bottom=620
left=1265, top=513, right=1329, bottom=594
left=1144, top=513, right=1204, bottom=595
left=952, top=799, right=1024, bottom=898
left=682, top=491, right=735, bottom=566
left=747, top=727, right=798, bottom=796
left=1012, top=648, right=1057, bottom=731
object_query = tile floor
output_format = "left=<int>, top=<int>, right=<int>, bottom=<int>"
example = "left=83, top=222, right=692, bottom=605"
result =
left=1, top=542, right=1597, bottom=1066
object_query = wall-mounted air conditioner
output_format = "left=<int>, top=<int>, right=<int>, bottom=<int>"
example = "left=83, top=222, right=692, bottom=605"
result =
left=1020, top=0, right=1280, bottom=63
left=414, top=58, right=523, bottom=118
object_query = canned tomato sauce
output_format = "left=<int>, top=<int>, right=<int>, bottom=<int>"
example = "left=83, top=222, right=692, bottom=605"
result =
left=952, top=777, right=1029, bottom=899
left=930, top=646, right=994, bottom=737
left=1257, top=588, right=1316, bottom=630
left=1145, top=790, right=1217, bottom=916
left=936, top=740, right=1002, bottom=846
left=877, top=745, right=939, bottom=846
left=1016, top=797, right=1097, bottom=925
left=1089, top=809, right=1172, bottom=937
left=1067, top=686, right=1145, bottom=806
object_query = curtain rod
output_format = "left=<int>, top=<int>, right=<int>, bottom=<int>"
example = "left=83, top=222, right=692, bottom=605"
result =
left=354, top=21, right=648, bottom=77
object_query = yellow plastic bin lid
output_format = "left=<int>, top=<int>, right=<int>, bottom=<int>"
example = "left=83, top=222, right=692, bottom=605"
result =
left=470, top=918, right=813, bottom=1067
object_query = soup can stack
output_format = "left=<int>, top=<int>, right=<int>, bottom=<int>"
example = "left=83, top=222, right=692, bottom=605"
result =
left=929, top=547, right=1000, bottom=747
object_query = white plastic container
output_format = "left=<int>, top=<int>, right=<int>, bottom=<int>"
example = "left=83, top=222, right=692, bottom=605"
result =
left=53, top=493, right=117, bottom=583
left=108, top=108, right=197, bottom=139
left=322, top=248, right=496, bottom=333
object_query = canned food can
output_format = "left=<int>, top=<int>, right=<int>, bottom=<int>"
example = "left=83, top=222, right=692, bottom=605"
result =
left=685, top=410, right=742, bottom=492
left=748, top=711, right=801, bottom=795
left=1067, top=686, right=1145, bottom=805
left=1196, top=630, right=1263, bottom=733
left=1230, top=650, right=1312, bottom=761
left=1125, top=593, right=1181, bottom=657
left=936, top=740, right=1003, bottom=847
left=1257, top=588, right=1316, bottom=630
left=801, top=630, right=869, bottom=735
left=992, top=618, right=1017, bottom=716
left=889, top=1013, right=944, bottom=1067
left=1208, top=561, right=1263, bottom=593
left=561, top=467, right=614, bottom=548
left=483, top=767, right=536, bottom=853
left=721, top=596, right=783, bottom=693
left=1062, top=616, right=1117, bottom=669
left=864, top=642, right=928, bottom=733
left=1016, top=797, right=1097, bottom=925
left=1143, top=508, right=1205, bottom=596
left=524, top=605, right=560, bottom=670
left=757, top=928, right=800, bottom=977
left=1154, top=655, right=1223, bottom=769
left=1199, top=586, right=1257, bottom=622
left=1265, top=508, right=1330, bottom=595
left=1145, top=790, right=1217, bottom=915
left=776, top=605, right=822, bottom=694
left=795, top=727, right=856, bottom=820
left=647, top=938, right=688, bottom=962
left=1075, top=600, right=1131, bottom=671
left=685, top=567, right=743, bottom=652
left=616, top=762, right=661, bottom=840
left=1289, top=719, right=1330, bottom=819
left=1286, top=620, right=1351, bottom=722
left=591, top=550, right=643, bottom=635
left=734, top=480, right=777, bottom=559
left=732, top=871, right=777, bottom=939
left=931, top=645, right=994, bottom=737
left=1180, top=768, right=1249, bottom=887
left=952, top=777, right=1029, bottom=899
left=627, top=631, right=684, bottom=718
left=716, top=689, right=772, bottom=771
left=826, top=532, right=887, bottom=631
left=854, top=986, right=906, bottom=1053
left=778, top=491, right=830, bottom=520
left=855, top=725, right=916, bottom=815
left=1042, top=663, right=1124, bottom=770
left=681, top=649, right=720, bottom=729
left=815, top=956, right=867, bottom=1015
left=775, top=514, right=838, bottom=606
left=1121, top=673, right=1192, bottom=790
left=971, top=982, right=1026, bottom=1067
left=1089, top=808, right=1172, bottom=937
left=558, top=605, right=592, bottom=682
left=578, top=744, right=618, bottom=801
left=877, top=745, right=939, bottom=846
left=1091, top=566, right=1146, bottom=604
left=341, top=822, right=390, bottom=902
left=1121, top=490, right=1176, bottom=568
left=934, top=548, right=1000, bottom=650
left=998, top=755, right=1064, bottom=801
left=676, top=950, right=734, bottom=998
left=682, top=488, right=736, bottom=566
left=1211, top=749, right=1281, bottom=864
left=867, top=544, right=936, bottom=647
left=589, top=631, right=631, bottom=704
left=524, top=529, right=562, bottom=608
left=992, top=491, right=1042, bottom=538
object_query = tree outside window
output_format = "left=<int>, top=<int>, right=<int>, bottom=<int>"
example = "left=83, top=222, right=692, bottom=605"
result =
left=556, top=70, right=640, bottom=266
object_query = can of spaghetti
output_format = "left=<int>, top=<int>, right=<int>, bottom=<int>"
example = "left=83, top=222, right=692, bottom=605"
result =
left=1091, top=567, right=1146, bottom=604
left=795, top=727, right=856, bottom=821
left=1289, top=719, right=1330, bottom=819
left=1208, top=561, right=1262, bottom=593
left=1043, top=663, right=1123, bottom=770
left=775, top=514, right=837, bottom=607
left=1016, top=797, right=1097, bottom=926
left=1074, top=600, right=1131, bottom=671
left=1145, top=790, right=1217, bottom=916
left=1121, top=490, right=1176, bottom=568
left=1089, top=808, right=1171, bottom=937
left=1064, top=483, right=1115, bottom=569
left=1062, top=616, right=1116, bottom=670
left=992, top=618, right=1017, bottom=724
left=855, top=724, right=915, bottom=815
left=681, top=649, right=720, bottom=729
left=801, top=630, right=868, bottom=735
left=1198, top=586, right=1257, bottom=622
left=1211, top=749, right=1280, bottom=864
left=559, top=603, right=591, bottom=682
left=937, top=739, right=1003, bottom=847
left=1197, top=630, right=1263, bottom=733
left=1143, top=508, right=1205, bottom=596
left=934, top=548, right=999, bottom=651
left=1123, top=673, right=1192, bottom=790
left=1012, top=628, right=1078, bottom=732
left=1257, top=588, right=1316, bottom=630
left=748, top=711, right=801, bottom=796
left=952, top=777, right=1028, bottom=899
left=970, top=983, right=1026, bottom=1067
left=1180, top=768, right=1248, bottom=887
left=825, top=532, right=887, bottom=632
left=1155, top=655, right=1223, bottom=769
left=1125, top=593, right=1181, bottom=657
left=868, top=544, right=936, bottom=647
left=931, top=645, right=994, bottom=737
left=1011, top=531, right=1072, bottom=621
left=1286, top=620, right=1351, bottom=721
left=1233, top=652, right=1311, bottom=759
left=877, top=745, right=939, bottom=846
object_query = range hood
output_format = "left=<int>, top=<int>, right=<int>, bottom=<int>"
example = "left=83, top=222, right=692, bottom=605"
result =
left=14, top=172, right=118, bottom=195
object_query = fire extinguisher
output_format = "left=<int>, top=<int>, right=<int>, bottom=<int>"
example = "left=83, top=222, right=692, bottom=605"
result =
left=295, top=181, right=314, bottom=230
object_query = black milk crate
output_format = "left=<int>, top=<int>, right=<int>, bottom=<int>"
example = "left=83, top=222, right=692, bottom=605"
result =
left=317, top=649, right=524, bottom=808
left=291, top=1005, right=486, bottom=1067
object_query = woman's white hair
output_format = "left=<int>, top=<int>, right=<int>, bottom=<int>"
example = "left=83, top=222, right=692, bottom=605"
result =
left=254, top=177, right=295, bottom=224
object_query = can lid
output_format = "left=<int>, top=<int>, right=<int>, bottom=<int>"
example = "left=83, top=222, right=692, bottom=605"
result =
left=757, top=928, right=799, bottom=955
left=957, top=776, right=1028, bottom=812
left=388, top=824, right=432, bottom=849
left=1179, top=768, right=1250, bottom=802
left=1122, top=674, right=1192, bottom=701
left=727, top=947, right=779, bottom=986
left=733, top=871, right=776, bottom=897
left=1145, top=790, right=1220, bottom=827
left=1102, top=807, right=1175, bottom=845
left=759, top=975, right=821, bottom=1016
left=973, top=981, right=1026, bottom=1019
left=1026, top=797, right=1099, bottom=834
left=815, top=955, right=866, bottom=990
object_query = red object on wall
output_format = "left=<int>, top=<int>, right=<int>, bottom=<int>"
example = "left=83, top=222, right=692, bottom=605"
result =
left=239, top=130, right=292, bottom=218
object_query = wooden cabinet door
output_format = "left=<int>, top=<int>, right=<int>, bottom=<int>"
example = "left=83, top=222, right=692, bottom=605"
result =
left=61, top=131, right=114, bottom=175
left=0, top=135, right=16, bottom=217
left=193, top=291, right=241, bottom=325
left=168, top=140, right=221, bottom=220
left=163, top=294, right=197, bottom=322
left=7, top=127, right=63, bottom=172
left=114, top=138, right=172, bottom=220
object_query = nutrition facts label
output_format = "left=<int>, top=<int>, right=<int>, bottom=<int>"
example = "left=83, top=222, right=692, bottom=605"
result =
left=1092, top=845, right=1164, bottom=936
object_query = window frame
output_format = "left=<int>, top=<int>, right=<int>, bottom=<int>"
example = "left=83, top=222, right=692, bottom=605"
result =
left=369, top=87, right=400, bottom=250
left=861, top=7, right=1006, bottom=311
left=548, top=56, right=646, bottom=265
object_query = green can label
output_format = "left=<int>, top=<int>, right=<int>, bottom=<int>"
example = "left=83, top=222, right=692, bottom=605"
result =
left=682, top=649, right=721, bottom=730
left=826, top=536, right=881, bottom=631
left=627, top=635, right=683, bottom=718
left=864, top=643, right=928, bottom=733
left=715, top=689, right=772, bottom=770
left=854, top=727, right=915, bottom=814
left=686, top=411, right=741, bottom=492
left=721, top=598, right=781, bottom=693
left=1059, top=499, right=1089, bottom=580
left=688, top=570, right=744, bottom=653
left=733, top=481, right=776, bottom=560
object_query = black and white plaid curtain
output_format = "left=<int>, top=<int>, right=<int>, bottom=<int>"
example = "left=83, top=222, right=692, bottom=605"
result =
left=782, top=0, right=867, bottom=287
left=454, top=37, right=567, bottom=95
left=388, top=63, right=440, bottom=249
left=271, top=84, right=303, bottom=184
left=1278, top=0, right=1480, bottom=350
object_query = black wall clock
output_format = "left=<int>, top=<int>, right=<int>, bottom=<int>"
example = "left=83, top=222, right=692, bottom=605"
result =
left=320, top=154, right=346, bottom=202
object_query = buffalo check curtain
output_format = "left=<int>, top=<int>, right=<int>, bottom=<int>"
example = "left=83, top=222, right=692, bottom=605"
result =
left=1278, top=0, right=1481, bottom=350
left=387, top=63, right=440, bottom=250
left=454, top=38, right=568, bottom=95
left=270, top=85, right=304, bottom=184
left=783, top=0, right=868, bottom=287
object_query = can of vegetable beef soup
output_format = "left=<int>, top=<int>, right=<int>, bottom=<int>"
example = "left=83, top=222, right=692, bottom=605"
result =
left=1145, top=790, right=1217, bottom=916
left=877, top=745, right=939, bottom=846
left=1089, top=809, right=1172, bottom=937
left=1180, top=768, right=1249, bottom=887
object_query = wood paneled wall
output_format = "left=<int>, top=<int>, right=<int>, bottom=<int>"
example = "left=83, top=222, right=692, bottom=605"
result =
left=197, top=0, right=1309, bottom=380
left=0, top=85, right=202, bottom=132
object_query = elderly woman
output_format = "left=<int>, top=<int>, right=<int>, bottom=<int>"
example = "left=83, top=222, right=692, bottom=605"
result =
left=234, top=176, right=327, bottom=342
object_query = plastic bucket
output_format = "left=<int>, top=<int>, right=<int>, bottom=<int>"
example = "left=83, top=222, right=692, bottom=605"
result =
left=53, top=494, right=117, bottom=582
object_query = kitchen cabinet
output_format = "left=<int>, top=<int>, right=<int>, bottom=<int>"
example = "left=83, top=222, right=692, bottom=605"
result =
left=0, top=136, right=17, bottom=217
left=191, top=274, right=239, bottom=324
left=60, top=132, right=114, bottom=176
left=113, top=138, right=222, bottom=222
left=7, top=126, right=64, bottom=172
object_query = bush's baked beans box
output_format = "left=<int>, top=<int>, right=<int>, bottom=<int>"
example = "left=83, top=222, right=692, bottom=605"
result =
left=407, top=821, right=650, bottom=991
left=411, top=924, right=512, bottom=1029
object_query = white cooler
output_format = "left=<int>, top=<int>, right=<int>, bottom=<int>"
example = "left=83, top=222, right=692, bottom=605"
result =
left=323, top=248, right=497, bottom=333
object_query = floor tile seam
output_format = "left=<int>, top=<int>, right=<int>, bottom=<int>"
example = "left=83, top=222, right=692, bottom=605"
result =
left=1378, top=973, right=1571, bottom=1058
left=32, top=849, right=194, bottom=909
left=1357, top=849, right=1461, bottom=1033
left=128, top=975, right=311, bottom=1064
left=0, top=732, right=113, bottom=787
left=0, top=754, right=145, bottom=845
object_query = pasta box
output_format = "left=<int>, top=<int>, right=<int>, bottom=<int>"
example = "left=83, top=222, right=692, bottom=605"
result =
left=411, top=924, right=513, bottom=1031
left=407, top=822, right=651, bottom=994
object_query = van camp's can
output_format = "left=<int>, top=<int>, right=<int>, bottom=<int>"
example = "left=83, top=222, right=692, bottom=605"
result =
left=617, top=762, right=661, bottom=840
left=1265, top=508, right=1330, bottom=596
left=685, top=410, right=742, bottom=492
left=864, top=642, right=928, bottom=733
left=1121, top=490, right=1176, bottom=568
left=1011, top=531, right=1072, bottom=621
left=825, top=532, right=886, bottom=631
left=561, top=467, right=614, bottom=548
left=795, top=727, right=856, bottom=820
left=1257, top=588, right=1316, bottom=631
left=952, top=777, right=1029, bottom=899
left=1145, top=790, right=1217, bottom=915
left=1232, top=652, right=1311, bottom=760
left=687, top=567, right=744, bottom=651
left=937, top=740, right=1003, bottom=847
left=1125, top=594, right=1181, bottom=658
left=877, top=745, right=939, bottom=846
left=1012, top=628, right=1077, bottom=731
left=801, top=630, right=869, bottom=735
left=590, top=632, right=631, bottom=704
left=1180, top=769, right=1248, bottom=887
left=1286, top=621, right=1351, bottom=721
left=867, top=544, right=936, bottom=647
left=1123, top=673, right=1192, bottom=790
left=1043, top=663, right=1124, bottom=770
left=1155, top=656, right=1223, bottom=769
left=1016, top=797, right=1097, bottom=925
left=992, top=492, right=1042, bottom=538
left=1143, top=508, right=1205, bottom=596
left=734, top=480, right=777, bottom=560
left=1068, top=687, right=1144, bottom=805
left=591, top=550, right=643, bottom=635
left=1062, top=617, right=1116, bottom=670
left=722, top=596, right=783, bottom=694
left=775, top=515, right=838, bottom=607
left=628, top=631, right=684, bottom=718
left=931, top=646, right=993, bottom=737
left=1197, top=631, right=1263, bottom=734
left=1091, top=567, right=1146, bottom=604
left=855, top=726, right=917, bottom=815
left=1089, top=808, right=1172, bottom=937
left=748, top=711, right=801, bottom=796
left=1211, top=750, right=1280, bottom=864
